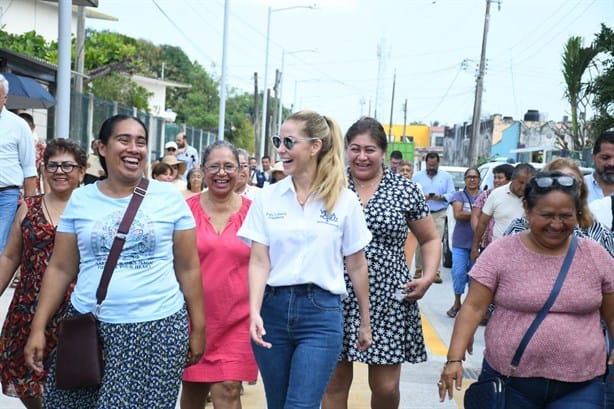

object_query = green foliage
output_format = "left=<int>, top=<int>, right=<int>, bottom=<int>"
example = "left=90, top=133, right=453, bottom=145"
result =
left=0, top=29, right=56, bottom=60
left=89, top=73, right=151, bottom=111
left=225, top=90, right=257, bottom=149
left=0, top=27, right=277, bottom=141
left=174, top=62, right=219, bottom=128
left=589, top=24, right=614, bottom=137
left=561, top=36, right=598, bottom=149
left=84, top=29, right=138, bottom=70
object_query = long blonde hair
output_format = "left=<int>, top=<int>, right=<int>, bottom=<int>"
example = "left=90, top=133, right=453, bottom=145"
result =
left=287, top=110, right=346, bottom=213
left=543, top=157, right=593, bottom=228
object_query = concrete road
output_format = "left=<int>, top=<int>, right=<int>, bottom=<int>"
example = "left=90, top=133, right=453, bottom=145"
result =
left=0, top=265, right=484, bottom=408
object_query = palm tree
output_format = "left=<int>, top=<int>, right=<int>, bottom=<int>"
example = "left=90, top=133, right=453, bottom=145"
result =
left=561, top=36, right=598, bottom=150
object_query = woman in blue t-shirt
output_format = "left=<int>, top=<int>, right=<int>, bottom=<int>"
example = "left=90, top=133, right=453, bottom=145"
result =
left=25, top=114, right=205, bottom=409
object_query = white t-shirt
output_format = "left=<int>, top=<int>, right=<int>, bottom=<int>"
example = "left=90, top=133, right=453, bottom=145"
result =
left=237, top=176, right=372, bottom=296
left=482, top=182, right=524, bottom=241
left=58, top=180, right=196, bottom=323
left=589, top=195, right=613, bottom=231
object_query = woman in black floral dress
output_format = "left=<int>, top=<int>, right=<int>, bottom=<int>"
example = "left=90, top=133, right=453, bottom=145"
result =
left=323, top=117, right=441, bottom=409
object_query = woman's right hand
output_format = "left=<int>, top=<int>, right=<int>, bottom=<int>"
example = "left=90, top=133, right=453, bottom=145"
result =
left=250, top=314, right=271, bottom=348
left=24, top=329, right=46, bottom=374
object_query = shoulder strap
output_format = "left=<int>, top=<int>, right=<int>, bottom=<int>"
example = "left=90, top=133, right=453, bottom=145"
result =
left=510, top=235, right=578, bottom=369
left=462, top=189, right=474, bottom=210
left=95, top=178, right=149, bottom=313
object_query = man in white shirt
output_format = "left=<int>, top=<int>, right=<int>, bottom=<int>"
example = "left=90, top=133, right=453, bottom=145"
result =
left=585, top=131, right=614, bottom=203
left=471, top=163, right=535, bottom=262
left=176, top=131, right=199, bottom=179
left=0, top=74, right=38, bottom=253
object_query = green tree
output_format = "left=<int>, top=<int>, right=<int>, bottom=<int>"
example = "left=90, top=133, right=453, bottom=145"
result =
left=561, top=36, right=598, bottom=149
left=89, top=73, right=151, bottom=111
left=225, top=90, right=256, bottom=150
left=174, top=63, right=219, bottom=129
left=589, top=24, right=614, bottom=137
left=0, top=29, right=56, bottom=59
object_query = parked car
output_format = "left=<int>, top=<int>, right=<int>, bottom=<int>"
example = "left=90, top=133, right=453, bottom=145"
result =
left=478, top=160, right=593, bottom=191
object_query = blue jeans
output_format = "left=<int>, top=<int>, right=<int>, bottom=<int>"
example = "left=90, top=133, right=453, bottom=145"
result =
left=451, top=247, right=472, bottom=295
left=478, top=360, right=605, bottom=408
left=0, top=188, right=20, bottom=254
left=252, top=284, right=343, bottom=409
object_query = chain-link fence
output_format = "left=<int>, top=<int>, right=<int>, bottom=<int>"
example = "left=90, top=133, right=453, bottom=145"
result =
left=69, top=91, right=217, bottom=165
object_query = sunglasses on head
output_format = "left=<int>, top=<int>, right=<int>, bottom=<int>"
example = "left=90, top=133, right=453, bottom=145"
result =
left=271, top=135, right=318, bottom=150
left=533, top=175, right=576, bottom=188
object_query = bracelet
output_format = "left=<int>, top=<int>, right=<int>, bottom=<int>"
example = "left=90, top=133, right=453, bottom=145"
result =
left=444, top=359, right=463, bottom=366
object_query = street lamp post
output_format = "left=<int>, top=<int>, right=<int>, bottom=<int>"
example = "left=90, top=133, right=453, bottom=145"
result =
left=259, top=4, right=317, bottom=161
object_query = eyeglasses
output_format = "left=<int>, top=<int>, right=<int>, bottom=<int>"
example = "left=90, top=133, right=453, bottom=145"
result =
left=45, top=162, right=81, bottom=173
left=166, top=147, right=176, bottom=152
left=205, top=164, right=238, bottom=174
left=465, top=175, right=480, bottom=180
left=534, top=175, right=576, bottom=188
left=239, top=163, right=249, bottom=169
left=271, top=135, right=319, bottom=150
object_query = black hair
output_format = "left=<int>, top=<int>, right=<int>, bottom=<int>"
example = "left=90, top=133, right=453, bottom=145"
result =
left=201, top=140, right=240, bottom=168
left=390, top=150, right=403, bottom=160
left=524, top=171, right=581, bottom=214
left=593, top=130, right=614, bottom=155
left=493, top=163, right=514, bottom=181
left=464, top=167, right=480, bottom=178
left=345, top=117, right=387, bottom=152
left=262, top=155, right=270, bottom=161
left=18, top=112, right=35, bottom=130
left=44, top=138, right=87, bottom=168
left=425, top=152, right=440, bottom=162
left=97, top=114, right=148, bottom=174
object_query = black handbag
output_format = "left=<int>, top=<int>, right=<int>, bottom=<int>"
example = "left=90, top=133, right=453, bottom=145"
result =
left=55, top=178, right=148, bottom=389
left=464, top=235, right=578, bottom=409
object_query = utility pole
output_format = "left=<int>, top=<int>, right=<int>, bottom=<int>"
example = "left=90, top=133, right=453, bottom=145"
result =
left=253, top=72, right=260, bottom=156
left=468, top=0, right=500, bottom=165
left=388, top=70, right=396, bottom=140
left=402, top=98, right=408, bottom=140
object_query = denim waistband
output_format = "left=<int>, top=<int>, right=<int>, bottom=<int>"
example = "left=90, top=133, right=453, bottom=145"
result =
left=265, top=283, right=329, bottom=295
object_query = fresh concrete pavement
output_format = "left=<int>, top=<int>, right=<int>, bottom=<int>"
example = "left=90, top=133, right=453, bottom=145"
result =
left=0, top=265, right=484, bottom=408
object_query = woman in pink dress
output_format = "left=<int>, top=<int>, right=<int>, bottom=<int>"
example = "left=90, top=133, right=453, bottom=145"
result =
left=181, top=140, right=257, bottom=409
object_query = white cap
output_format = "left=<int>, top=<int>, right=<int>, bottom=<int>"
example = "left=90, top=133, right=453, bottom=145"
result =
left=165, top=141, right=178, bottom=150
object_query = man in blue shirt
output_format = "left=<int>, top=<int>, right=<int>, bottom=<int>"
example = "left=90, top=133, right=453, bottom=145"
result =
left=412, top=152, right=455, bottom=283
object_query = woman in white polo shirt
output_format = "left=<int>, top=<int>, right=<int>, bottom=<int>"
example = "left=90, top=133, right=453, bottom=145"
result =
left=238, top=110, right=372, bottom=409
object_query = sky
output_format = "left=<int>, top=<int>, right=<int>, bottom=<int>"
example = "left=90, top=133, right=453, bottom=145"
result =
left=87, top=0, right=614, bottom=131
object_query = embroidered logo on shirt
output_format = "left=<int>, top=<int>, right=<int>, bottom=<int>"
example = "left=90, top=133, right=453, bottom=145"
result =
left=318, top=209, right=339, bottom=226
left=266, top=211, right=287, bottom=220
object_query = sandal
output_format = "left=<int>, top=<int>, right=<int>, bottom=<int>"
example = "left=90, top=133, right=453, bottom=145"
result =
left=446, top=306, right=460, bottom=318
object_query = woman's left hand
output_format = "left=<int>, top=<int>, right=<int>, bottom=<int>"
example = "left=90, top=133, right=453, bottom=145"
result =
left=356, top=322, right=372, bottom=351
left=185, top=331, right=205, bottom=367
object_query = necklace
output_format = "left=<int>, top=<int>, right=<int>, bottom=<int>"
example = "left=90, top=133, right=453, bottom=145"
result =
left=297, top=193, right=310, bottom=206
left=354, top=172, right=382, bottom=189
left=42, top=195, right=57, bottom=226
